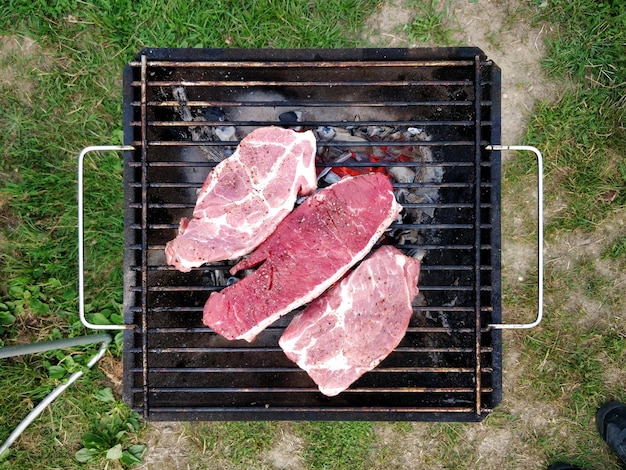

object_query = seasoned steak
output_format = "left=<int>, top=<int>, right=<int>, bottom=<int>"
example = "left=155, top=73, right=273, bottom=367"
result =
left=279, top=245, right=420, bottom=396
left=165, top=127, right=317, bottom=272
left=203, top=173, right=402, bottom=341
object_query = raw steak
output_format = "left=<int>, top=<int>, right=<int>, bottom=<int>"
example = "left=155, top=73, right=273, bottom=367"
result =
left=279, top=245, right=420, bottom=396
left=203, top=173, right=401, bottom=341
left=165, top=127, right=317, bottom=272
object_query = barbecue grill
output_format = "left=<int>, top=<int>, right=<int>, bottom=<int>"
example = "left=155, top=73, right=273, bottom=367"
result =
left=92, top=47, right=545, bottom=423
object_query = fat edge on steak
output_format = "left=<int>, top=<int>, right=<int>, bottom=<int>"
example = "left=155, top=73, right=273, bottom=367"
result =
left=202, top=173, right=402, bottom=342
left=164, top=127, right=317, bottom=272
left=279, top=245, right=421, bottom=396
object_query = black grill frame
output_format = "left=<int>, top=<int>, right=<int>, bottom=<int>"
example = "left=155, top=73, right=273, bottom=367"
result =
left=122, top=47, right=502, bottom=422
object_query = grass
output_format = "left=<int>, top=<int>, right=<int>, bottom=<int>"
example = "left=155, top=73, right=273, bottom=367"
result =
left=516, top=7, right=626, bottom=465
left=525, top=0, right=626, bottom=232
left=603, top=236, right=626, bottom=262
left=184, top=421, right=375, bottom=469
left=297, top=421, right=374, bottom=469
left=505, top=4, right=626, bottom=465
left=519, top=324, right=626, bottom=466
left=1, top=0, right=625, bottom=468
left=404, top=0, right=457, bottom=45
left=525, top=92, right=626, bottom=231
left=186, top=422, right=279, bottom=467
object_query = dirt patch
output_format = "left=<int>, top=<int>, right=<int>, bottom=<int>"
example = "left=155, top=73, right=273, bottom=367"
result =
left=601, top=360, right=626, bottom=393
left=477, top=427, right=513, bottom=457
left=364, top=1, right=415, bottom=46
left=364, top=0, right=560, bottom=148
left=499, top=171, right=542, bottom=326
left=373, top=423, right=444, bottom=469
left=544, top=207, right=626, bottom=329
left=546, top=207, right=626, bottom=271
left=260, top=427, right=306, bottom=470
left=0, top=35, right=53, bottom=105
left=136, top=422, right=193, bottom=470
left=502, top=238, right=535, bottom=286
left=447, top=1, right=561, bottom=147
left=10, top=313, right=58, bottom=345
left=480, top=403, right=558, bottom=468
left=501, top=171, right=540, bottom=280
left=98, top=355, right=123, bottom=398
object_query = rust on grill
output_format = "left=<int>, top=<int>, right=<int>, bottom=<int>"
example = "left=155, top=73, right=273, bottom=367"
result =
left=122, top=47, right=502, bottom=422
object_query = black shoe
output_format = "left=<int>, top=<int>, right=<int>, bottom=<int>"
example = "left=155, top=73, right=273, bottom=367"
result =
left=596, top=401, right=626, bottom=465
left=547, top=462, right=581, bottom=470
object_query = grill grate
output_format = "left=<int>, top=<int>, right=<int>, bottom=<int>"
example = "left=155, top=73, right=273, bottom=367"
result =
left=122, top=48, right=502, bottom=421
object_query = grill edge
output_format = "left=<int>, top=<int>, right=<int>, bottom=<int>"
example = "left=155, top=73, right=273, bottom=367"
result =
left=122, top=47, right=502, bottom=422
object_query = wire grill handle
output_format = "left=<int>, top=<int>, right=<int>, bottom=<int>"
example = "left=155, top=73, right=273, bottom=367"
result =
left=0, top=334, right=111, bottom=455
left=79, top=144, right=543, bottom=330
left=78, top=145, right=134, bottom=330
left=486, top=145, right=544, bottom=330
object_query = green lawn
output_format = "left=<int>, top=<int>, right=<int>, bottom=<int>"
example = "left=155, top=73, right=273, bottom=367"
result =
left=1, top=0, right=625, bottom=468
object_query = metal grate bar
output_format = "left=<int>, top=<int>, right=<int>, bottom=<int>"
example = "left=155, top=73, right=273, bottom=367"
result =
left=473, top=55, right=483, bottom=415
left=127, top=243, right=489, bottom=251
left=139, top=54, right=150, bottom=419
left=127, top=199, right=476, bottom=211
left=136, top=406, right=492, bottom=422
left=145, top=406, right=486, bottom=413
left=136, top=119, right=489, bottom=127
left=137, top=367, right=490, bottom=374
left=138, top=346, right=494, bottom=354
left=129, top=181, right=479, bottom=189
left=134, top=386, right=493, bottom=394
left=140, top=80, right=475, bottom=87
left=130, top=141, right=488, bottom=149
left=143, top=326, right=489, bottom=333
left=126, top=159, right=480, bottom=167
left=133, top=100, right=492, bottom=108
left=130, top=305, right=492, bottom=314
left=130, top=285, right=492, bottom=293
left=128, top=199, right=481, bottom=209
left=129, top=59, right=476, bottom=68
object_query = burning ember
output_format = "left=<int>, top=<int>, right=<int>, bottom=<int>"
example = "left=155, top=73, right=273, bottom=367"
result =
left=168, top=85, right=442, bottom=261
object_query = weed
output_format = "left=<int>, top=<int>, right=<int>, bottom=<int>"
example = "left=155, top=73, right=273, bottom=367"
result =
left=0, top=345, right=128, bottom=468
left=75, top=388, right=145, bottom=467
left=0, top=302, right=16, bottom=339
left=603, top=236, right=626, bottom=261
left=404, top=0, right=456, bottom=45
